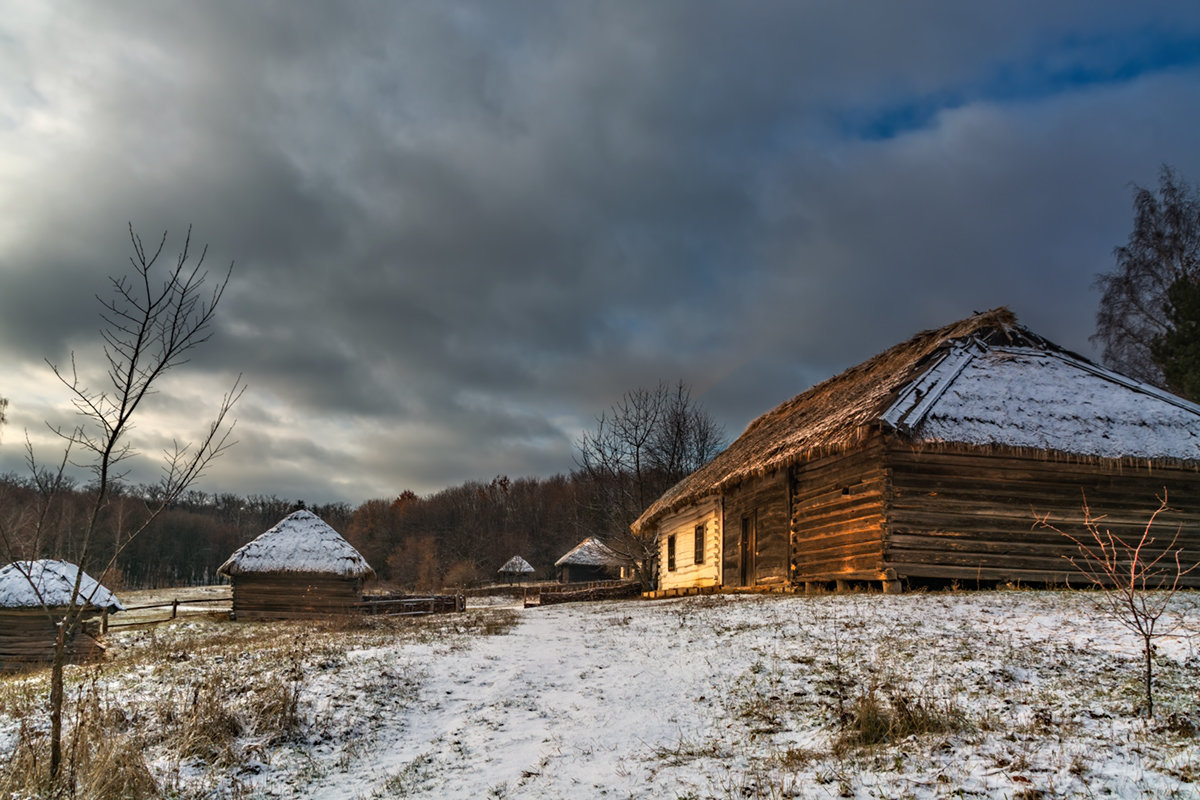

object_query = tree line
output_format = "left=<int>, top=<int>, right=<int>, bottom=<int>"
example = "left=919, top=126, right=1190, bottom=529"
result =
left=0, top=380, right=723, bottom=592
left=0, top=469, right=657, bottom=592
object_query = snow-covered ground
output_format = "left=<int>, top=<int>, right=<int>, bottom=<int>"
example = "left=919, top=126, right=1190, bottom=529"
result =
left=3, top=590, right=1199, bottom=799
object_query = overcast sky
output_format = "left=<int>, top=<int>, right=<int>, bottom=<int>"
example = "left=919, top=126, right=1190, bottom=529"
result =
left=2, top=2, right=1199, bottom=505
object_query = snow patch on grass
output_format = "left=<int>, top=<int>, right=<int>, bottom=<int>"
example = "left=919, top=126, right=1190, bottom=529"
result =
left=0, top=592, right=1197, bottom=798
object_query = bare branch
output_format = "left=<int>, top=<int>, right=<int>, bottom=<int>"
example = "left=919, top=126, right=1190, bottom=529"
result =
left=1036, top=490, right=1196, bottom=718
left=5, top=225, right=240, bottom=785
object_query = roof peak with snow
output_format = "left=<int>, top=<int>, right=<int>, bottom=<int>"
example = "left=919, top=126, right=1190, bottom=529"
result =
left=634, top=308, right=1200, bottom=531
left=217, top=510, right=375, bottom=579
left=555, top=537, right=631, bottom=568
left=0, top=560, right=124, bottom=611
left=498, top=555, right=535, bottom=574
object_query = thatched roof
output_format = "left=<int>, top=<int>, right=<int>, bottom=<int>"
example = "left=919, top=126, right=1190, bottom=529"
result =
left=555, top=537, right=632, bottom=568
left=498, top=555, right=535, bottom=575
left=0, top=560, right=124, bottom=611
left=217, top=510, right=375, bottom=579
left=634, top=307, right=1200, bottom=533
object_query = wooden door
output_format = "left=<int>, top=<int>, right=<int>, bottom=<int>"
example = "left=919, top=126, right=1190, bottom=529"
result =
left=739, top=511, right=757, bottom=586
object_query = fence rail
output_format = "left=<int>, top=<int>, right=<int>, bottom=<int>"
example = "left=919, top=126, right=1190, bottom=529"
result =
left=358, top=594, right=465, bottom=616
left=98, top=589, right=467, bottom=631
left=523, top=581, right=639, bottom=607
left=102, top=595, right=233, bottom=631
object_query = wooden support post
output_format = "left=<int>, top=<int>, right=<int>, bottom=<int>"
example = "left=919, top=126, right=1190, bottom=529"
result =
left=101, top=609, right=108, bottom=634
left=835, top=579, right=850, bottom=593
left=171, top=599, right=179, bottom=619
left=882, top=569, right=902, bottom=594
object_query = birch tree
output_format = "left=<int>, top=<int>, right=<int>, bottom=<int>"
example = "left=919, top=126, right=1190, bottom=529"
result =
left=1094, top=166, right=1200, bottom=397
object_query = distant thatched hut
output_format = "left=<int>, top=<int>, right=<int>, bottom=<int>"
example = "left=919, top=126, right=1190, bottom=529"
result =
left=636, top=308, right=1200, bottom=593
left=217, top=510, right=375, bottom=620
left=554, top=538, right=634, bottom=583
left=497, top=555, right=535, bottom=584
left=0, top=560, right=124, bottom=671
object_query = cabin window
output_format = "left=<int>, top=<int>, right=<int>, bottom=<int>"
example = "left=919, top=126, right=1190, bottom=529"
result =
left=694, top=524, right=705, bottom=564
left=667, top=535, right=677, bottom=571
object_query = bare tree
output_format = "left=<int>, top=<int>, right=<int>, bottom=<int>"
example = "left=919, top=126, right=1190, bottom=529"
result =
left=575, top=380, right=724, bottom=588
left=1093, top=166, right=1200, bottom=389
left=0, top=225, right=242, bottom=786
left=1035, top=492, right=1196, bottom=718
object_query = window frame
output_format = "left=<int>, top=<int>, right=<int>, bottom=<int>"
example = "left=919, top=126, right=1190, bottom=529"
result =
left=666, top=534, right=677, bottom=572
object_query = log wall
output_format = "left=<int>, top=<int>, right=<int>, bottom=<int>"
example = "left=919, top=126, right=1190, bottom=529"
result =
left=0, top=609, right=106, bottom=671
left=789, top=438, right=889, bottom=581
left=722, top=470, right=790, bottom=586
left=558, top=564, right=622, bottom=583
left=884, top=445, right=1200, bottom=586
left=231, top=574, right=364, bottom=620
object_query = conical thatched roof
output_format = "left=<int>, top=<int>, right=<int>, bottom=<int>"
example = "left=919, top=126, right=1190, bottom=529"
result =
left=554, top=537, right=631, bottom=568
left=634, top=307, right=1200, bottom=533
left=217, top=510, right=375, bottom=578
left=0, top=560, right=124, bottom=611
left=498, top=555, right=535, bottom=575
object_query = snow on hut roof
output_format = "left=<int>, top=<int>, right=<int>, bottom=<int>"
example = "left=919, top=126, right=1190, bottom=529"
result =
left=633, top=307, right=1200, bottom=532
left=554, top=537, right=631, bottom=568
left=217, top=510, right=375, bottom=579
left=0, top=560, right=124, bottom=611
left=498, top=555, right=535, bottom=574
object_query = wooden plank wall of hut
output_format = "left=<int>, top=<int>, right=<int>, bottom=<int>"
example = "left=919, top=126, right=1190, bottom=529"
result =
left=232, top=575, right=364, bottom=620
left=884, top=446, right=1200, bottom=586
left=0, top=609, right=105, bottom=671
left=789, top=439, right=888, bottom=581
left=722, top=471, right=790, bottom=586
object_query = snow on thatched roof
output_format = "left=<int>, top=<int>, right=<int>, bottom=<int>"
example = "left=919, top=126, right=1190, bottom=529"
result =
left=0, top=560, right=124, bottom=611
left=217, top=510, right=375, bottom=579
left=634, top=307, right=1200, bottom=532
left=498, top=555, right=535, bottom=575
left=554, top=537, right=631, bottom=568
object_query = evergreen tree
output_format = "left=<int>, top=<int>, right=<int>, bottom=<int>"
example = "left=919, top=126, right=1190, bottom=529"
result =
left=1151, top=275, right=1200, bottom=402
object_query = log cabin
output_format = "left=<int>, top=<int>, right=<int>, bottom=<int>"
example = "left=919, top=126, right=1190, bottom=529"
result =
left=498, top=555, right=536, bottom=584
left=217, top=510, right=375, bottom=620
left=636, top=308, right=1200, bottom=592
left=554, top=537, right=635, bottom=583
left=0, top=560, right=124, bottom=671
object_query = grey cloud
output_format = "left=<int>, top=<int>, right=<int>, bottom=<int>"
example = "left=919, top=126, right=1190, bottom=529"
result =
left=3, top=2, right=1200, bottom=502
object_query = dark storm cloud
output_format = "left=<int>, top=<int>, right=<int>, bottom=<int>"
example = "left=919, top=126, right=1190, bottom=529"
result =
left=3, top=1, right=1200, bottom=501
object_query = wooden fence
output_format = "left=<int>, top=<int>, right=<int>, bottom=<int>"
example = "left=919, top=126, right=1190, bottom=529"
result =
left=524, top=580, right=640, bottom=607
left=102, top=596, right=233, bottom=631
left=358, top=593, right=465, bottom=616
left=101, top=592, right=467, bottom=627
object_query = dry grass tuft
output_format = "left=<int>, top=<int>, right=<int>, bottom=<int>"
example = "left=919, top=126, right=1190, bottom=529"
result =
left=173, top=682, right=246, bottom=764
left=0, top=678, right=159, bottom=799
left=834, top=687, right=965, bottom=753
left=0, top=605, right=518, bottom=798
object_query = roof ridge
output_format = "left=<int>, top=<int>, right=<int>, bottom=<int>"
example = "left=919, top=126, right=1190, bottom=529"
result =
left=632, top=306, right=1200, bottom=533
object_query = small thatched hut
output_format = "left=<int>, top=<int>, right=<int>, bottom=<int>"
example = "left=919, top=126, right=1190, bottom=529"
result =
left=218, top=510, right=375, bottom=620
left=0, top=560, right=124, bottom=671
left=554, top=538, right=634, bottom=583
left=636, top=308, right=1200, bottom=592
left=497, top=555, right=535, bottom=584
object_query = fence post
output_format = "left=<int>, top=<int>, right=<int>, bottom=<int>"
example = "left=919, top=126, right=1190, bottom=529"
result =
left=101, top=609, right=108, bottom=634
left=171, top=599, right=179, bottom=619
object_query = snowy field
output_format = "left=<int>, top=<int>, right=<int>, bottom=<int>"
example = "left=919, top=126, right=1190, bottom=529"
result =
left=2, top=590, right=1199, bottom=799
